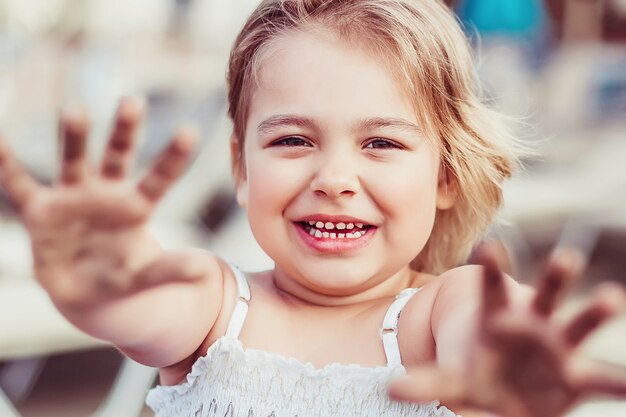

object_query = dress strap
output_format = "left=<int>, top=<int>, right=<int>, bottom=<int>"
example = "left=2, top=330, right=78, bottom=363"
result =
left=379, top=288, right=420, bottom=367
left=224, top=262, right=251, bottom=339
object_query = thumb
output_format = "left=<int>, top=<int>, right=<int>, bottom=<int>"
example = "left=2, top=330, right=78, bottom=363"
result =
left=389, top=363, right=468, bottom=407
left=133, top=249, right=220, bottom=290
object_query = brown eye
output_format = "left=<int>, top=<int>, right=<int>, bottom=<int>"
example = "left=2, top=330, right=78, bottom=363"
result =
left=272, top=137, right=312, bottom=147
left=365, top=139, right=400, bottom=149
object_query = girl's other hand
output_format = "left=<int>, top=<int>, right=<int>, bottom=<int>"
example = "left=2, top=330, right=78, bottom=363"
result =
left=390, top=246, right=626, bottom=417
left=0, top=98, right=198, bottom=307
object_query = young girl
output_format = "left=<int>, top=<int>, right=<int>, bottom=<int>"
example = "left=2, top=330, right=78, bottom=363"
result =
left=1, top=1, right=625, bottom=416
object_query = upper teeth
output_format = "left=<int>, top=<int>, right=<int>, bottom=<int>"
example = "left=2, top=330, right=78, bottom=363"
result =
left=308, top=221, right=364, bottom=230
left=304, top=220, right=369, bottom=239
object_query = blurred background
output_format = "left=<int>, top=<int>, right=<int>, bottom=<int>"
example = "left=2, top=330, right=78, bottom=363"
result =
left=0, top=0, right=624, bottom=416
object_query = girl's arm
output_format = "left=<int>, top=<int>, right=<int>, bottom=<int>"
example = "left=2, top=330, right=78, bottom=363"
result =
left=390, top=247, right=626, bottom=417
left=55, top=248, right=227, bottom=367
left=0, top=98, right=224, bottom=368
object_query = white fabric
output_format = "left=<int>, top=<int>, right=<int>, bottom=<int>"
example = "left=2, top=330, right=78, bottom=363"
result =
left=146, top=337, right=459, bottom=417
left=380, top=288, right=420, bottom=367
left=223, top=264, right=250, bottom=339
left=146, top=267, right=459, bottom=417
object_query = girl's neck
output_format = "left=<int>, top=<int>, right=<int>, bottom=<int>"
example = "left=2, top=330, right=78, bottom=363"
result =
left=270, top=266, right=424, bottom=307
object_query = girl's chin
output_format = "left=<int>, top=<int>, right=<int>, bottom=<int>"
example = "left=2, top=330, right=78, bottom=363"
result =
left=289, top=265, right=379, bottom=295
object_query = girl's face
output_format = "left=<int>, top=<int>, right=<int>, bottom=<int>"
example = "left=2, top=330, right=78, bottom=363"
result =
left=238, top=28, right=455, bottom=299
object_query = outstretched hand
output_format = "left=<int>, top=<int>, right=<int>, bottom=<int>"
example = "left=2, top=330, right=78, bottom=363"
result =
left=0, top=98, right=198, bottom=306
left=390, top=247, right=626, bottom=417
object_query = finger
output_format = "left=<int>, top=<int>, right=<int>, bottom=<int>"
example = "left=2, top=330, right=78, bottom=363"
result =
left=101, top=97, right=145, bottom=179
left=477, top=244, right=508, bottom=322
left=136, top=126, right=197, bottom=202
left=570, top=358, right=626, bottom=397
left=389, top=364, right=469, bottom=407
left=0, top=136, right=41, bottom=209
left=563, top=283, right=625, bottom=347
left=532, top=248, right=583, bottom=317
left=59, top=105, right=89, bottom=185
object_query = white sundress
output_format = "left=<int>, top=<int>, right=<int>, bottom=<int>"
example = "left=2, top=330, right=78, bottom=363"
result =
left=146, top=265, right=460, bottom=417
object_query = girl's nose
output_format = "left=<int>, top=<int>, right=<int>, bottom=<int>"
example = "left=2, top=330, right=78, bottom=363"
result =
left=309, top=157, right=360, bottom=199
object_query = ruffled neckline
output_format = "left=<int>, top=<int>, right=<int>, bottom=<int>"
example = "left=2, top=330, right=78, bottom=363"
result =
left=232, top=337, right=401, bottom=373
left=146, top=337, right=461, bottom=417
left=148, top=336, right=404, bottom=398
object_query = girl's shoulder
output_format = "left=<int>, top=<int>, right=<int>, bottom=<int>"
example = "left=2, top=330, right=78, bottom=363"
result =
left=411, top=264, right=491, bottom=325
left=435, top=264, right=487, bottom=301
left=396, top=265, right=486, bottom=364
left=405, top=264, right=485, bottom=311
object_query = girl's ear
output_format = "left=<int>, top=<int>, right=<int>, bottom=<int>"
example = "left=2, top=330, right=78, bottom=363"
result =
left=236, top=181, right=248, bottom=208
left=436, top=166, right=458, bottom=210
left=230, top=136, right=248, bottom=208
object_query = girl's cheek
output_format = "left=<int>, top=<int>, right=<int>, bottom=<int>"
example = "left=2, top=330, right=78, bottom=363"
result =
left=247, top=159, right=304, bottom=204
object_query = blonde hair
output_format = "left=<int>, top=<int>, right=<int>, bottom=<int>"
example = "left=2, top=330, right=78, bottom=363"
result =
left=227, top=0, right=520, bottom=274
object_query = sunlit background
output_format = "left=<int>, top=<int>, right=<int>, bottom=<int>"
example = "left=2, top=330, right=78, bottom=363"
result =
left=0, top=0, right=625, bottom=416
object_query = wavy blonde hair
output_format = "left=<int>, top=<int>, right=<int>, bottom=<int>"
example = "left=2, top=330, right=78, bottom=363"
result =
left=227, top=0, right=520, bottom=274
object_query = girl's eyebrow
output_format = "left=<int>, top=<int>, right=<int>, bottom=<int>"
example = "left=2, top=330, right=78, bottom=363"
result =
left=257, top=115, right=316, bottom=135
left=256, top=114, right=422, bottom=136
left=357, top=117, right=423, bottom=136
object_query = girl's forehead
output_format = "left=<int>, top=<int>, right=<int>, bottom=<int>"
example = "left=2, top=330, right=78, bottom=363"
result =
left=248, top=28, right=418, bottom=122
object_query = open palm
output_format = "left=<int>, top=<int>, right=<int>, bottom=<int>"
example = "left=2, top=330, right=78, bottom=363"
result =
left=0, top=98, right=197, bottom=305
left=391, top=249, right=626, bottom=417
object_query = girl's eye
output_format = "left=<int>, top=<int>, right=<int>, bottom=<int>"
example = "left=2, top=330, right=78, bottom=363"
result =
left=364, top=138, right=401, bottom=149
left=272, top=137, right=311, bottom=147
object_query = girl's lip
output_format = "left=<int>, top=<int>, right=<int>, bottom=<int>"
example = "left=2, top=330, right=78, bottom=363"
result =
left=293, top=221, right=376, bottom=253
left=296, top=214, right=373, bottom=225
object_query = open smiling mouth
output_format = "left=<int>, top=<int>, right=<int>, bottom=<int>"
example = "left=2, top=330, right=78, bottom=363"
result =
left=297, top=220, right=374, bottom=239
